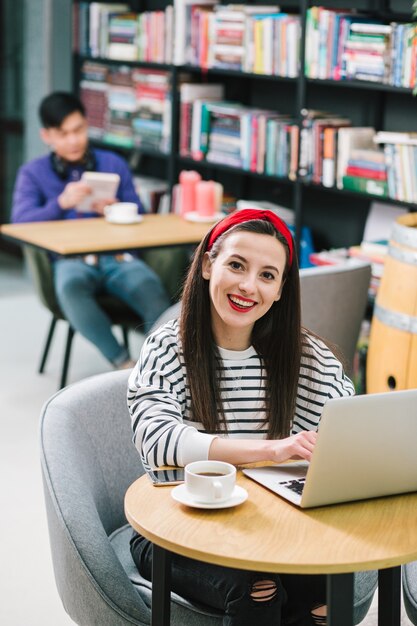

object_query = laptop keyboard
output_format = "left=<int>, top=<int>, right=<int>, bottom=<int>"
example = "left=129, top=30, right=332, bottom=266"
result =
left=280, top=478, right=306, bottom=495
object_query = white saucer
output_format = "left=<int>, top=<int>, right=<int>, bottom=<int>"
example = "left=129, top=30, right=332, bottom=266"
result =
left=184, top=211, right=224, bottom=223
left=105, top=215, right=143, bottom=225
left=171, top=484, right=248, bottom=509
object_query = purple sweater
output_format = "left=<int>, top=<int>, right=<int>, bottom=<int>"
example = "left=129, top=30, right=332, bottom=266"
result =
left=12, top=148, right=143, bottom=223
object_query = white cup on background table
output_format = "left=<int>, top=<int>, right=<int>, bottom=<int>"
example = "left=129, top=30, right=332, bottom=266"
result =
left=104, top=202, right=138, bottom=223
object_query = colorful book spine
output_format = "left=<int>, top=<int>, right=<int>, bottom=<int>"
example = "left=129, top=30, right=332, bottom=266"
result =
left=342, top=175, right=388, bottom=196
left=345, top=166, right=387, bottom=180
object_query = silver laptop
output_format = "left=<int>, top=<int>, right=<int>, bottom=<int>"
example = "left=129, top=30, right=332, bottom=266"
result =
left=243, top=389, right=417, bottom=508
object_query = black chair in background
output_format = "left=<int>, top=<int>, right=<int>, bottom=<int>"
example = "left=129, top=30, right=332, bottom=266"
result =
left=24, top=247, right=141, bottom=389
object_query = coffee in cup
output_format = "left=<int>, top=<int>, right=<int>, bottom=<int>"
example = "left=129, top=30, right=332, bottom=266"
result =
left=104, top=202, right=138, bottom=223
left=184, top=461, right=236, bottom=503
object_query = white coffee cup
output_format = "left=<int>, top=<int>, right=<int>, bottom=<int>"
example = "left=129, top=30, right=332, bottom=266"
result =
left=185, top=461, right=236, bottom=504
left=104, top=202, right=138, bottom=223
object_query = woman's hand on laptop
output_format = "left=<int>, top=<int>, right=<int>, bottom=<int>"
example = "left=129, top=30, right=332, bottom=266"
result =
left=208, top=430, right=317, bottom=466
left=267, top=430, right=317, bottom=464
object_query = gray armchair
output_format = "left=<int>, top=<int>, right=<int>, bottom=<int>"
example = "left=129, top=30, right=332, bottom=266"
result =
left=40, top=370, right=376, bottom=626
left=299, top=260, right=371, bottom=375
left=40, top=369, right=222, bottom=625
left=403, top=563, right=417, bottom=624
left=149, top=260, right=372, bottom=376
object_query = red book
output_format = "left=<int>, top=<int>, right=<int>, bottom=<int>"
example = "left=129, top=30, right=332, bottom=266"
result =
left=250, top=115, right=258, bottom=173
left=136, top=86, right=167, bottom=100
left=179, top=102, right=191, bottom=156
left=346, top=166, right=387, bottom=180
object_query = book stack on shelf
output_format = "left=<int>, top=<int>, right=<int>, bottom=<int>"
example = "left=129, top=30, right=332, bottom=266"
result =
left=173, top=1, right=300, bottom=77
left=265, top=115, right=298, bottom=179
left=137, top=8, right=174, bottom=64
left=73, top=2, right=174, bottom=63
left=210, top=3, right=247, bottom=71
left=342, top=147, right=387, bottom=196
left=299, top=110, right=352, bottom=183
left=374, top=131, right=417, bottom=203
left=179, top=83, right=225, bottom=158
left=105, top=65, right=136, bottom=147
left=80, top=61, right=173, bottom=151
left=391, top=22, right=417, bottom=88
left=107, top=11, right=138, bottom=61
left=80, top=61, right=109, bottom=139
left=205, top=102, right=247, bottom=169
left=241, top=10, right=300, bottom=76
left=305, top=6, right=417, bottom=88
left=343, top=23, right=393, bottom=83
left=132, top=69, right=171, bottom=153
left=173, top=0, right=219, bottom=65
left=336, top=127, right=376, bottom=189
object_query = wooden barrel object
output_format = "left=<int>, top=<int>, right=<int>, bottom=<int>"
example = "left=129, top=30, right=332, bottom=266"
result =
left=367, top=213, right=417, bottom=393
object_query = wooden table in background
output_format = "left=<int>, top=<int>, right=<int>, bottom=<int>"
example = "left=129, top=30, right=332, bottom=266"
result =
left=125, top=471, right=417, bottom=626
left=0, top=214, right=212, bottom=255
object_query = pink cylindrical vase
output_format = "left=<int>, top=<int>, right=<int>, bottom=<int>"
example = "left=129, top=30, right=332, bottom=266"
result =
left=179, top=170, right=202, bottom=216
left=196, top=180, right=216, bottom=217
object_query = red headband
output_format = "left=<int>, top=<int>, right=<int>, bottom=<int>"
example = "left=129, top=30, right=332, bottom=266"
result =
left=207, top=209, right=294, bottom=266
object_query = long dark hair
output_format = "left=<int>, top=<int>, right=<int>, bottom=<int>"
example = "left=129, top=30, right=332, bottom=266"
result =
left=180, top=219, right=302, bottom=438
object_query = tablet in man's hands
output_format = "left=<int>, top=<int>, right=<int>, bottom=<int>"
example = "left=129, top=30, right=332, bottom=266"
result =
left=77, top=171, right=120, bottom=212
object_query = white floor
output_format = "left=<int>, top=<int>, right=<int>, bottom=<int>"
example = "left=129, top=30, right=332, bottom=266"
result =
left=0, top=252, right=144, bottom=625
left=0, top=251, right=412, bottom=625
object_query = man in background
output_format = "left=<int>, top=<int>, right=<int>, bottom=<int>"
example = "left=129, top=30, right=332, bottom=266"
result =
left=12, top=91, right=171, bottom=369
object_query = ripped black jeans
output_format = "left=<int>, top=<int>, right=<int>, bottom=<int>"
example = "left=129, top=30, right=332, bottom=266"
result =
left=130, top=533, right=325, bottom=626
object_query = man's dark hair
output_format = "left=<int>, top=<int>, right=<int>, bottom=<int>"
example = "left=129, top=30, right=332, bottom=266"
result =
left=39, top=92, right=86, bottom=129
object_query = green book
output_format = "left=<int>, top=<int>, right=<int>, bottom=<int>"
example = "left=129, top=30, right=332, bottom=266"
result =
left=199, top=102, right=212, bottom=155
left=342, top=175, right=388, bottom=197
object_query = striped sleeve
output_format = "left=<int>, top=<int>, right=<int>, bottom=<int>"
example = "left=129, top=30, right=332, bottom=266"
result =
left=127, top=322, right=215, bottom=470
left=292, top=333, right=355, bottom=434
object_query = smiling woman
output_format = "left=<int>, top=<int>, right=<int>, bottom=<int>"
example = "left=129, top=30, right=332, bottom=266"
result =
left=125, top=208, right=374, bottom=626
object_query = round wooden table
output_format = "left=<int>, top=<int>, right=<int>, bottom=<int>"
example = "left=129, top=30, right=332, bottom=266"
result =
left=125, top=471, right=417, bottom=626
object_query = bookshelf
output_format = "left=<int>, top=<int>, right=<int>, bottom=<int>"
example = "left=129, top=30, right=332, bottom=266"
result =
left=72, top=0, right=416, bottom=253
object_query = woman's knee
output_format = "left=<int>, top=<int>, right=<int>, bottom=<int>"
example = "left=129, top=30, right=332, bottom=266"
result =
left=250, top=579, right=279, bottom=604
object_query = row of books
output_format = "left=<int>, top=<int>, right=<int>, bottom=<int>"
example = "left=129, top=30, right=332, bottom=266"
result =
left=74, top=2, right=416, bottom=89
left=299, top=118, right=417, bottom=203
left=378, top=132, right=417, bottom=204
left=73, top=2, right=174, bottom=63
left=305, top=7, right=417, bottom=88
left=179, top=84, right=299, bottom=177
left=181, top=92, right=417, bottom=202
left=80, top=65, right=417, bottom=203
left=74, top=2, right=299, bottom=77
left=80, top=62, right=172, bottom=152
left=175, top=2, right=300, bottom=77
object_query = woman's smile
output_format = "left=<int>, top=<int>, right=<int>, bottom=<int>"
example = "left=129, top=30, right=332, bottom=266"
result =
left=228, top=294, right=257, bottom=312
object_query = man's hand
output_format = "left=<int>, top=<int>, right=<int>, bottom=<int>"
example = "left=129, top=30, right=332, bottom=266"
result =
left=91, top=197, right=118, bottom=215
left=58, top=181, right=92, bottom=210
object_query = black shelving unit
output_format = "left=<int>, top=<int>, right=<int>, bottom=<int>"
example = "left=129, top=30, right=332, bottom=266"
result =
left=72, top=0, right=416, bottom=252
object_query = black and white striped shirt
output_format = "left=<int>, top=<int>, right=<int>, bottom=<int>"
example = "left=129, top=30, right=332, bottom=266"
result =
left=128, top=320, right=355, bottom=470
